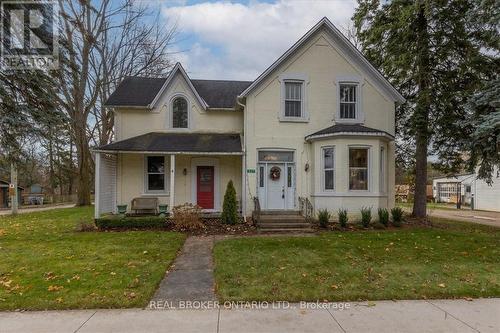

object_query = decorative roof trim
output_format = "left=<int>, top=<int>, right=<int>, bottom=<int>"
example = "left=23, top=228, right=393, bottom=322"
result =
left=149, top=62, right=209, bottom=110
left=93, top=149, right=243, bottom=155
left=239, top=17, right=405, bottom=103
left=305, top=131, right=394, bottom=142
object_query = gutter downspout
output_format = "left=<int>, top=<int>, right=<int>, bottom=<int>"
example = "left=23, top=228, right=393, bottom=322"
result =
left=237, top=96, right=247, bottom=223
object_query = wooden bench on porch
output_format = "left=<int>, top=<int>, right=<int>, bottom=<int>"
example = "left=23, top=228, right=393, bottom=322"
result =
left=131, top=197, right=158, bottom=215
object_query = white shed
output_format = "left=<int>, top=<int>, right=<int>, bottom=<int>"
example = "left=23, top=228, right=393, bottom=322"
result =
left=432, top=170, right=500, bottom=212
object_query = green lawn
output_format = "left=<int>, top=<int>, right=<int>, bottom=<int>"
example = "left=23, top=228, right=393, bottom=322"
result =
left=0, top=207, right=185, bottom=310
left=397, top=202, right=463, bottom=211
left=214, top=220, right=500, bottom=302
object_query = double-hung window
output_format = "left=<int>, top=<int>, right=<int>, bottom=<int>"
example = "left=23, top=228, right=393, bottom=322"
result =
left=146, top=156, right=167, bottom=193
left=322, top=147, right=335, bottom=191
left=284, top=81, right=303, bottom=118
left=349, top=148, right=368, bottom=190
left=339, top=83, right=357, bottom=119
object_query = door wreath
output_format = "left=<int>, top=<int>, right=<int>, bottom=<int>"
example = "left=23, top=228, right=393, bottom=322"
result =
left=270, top=166, right=281, bottom=181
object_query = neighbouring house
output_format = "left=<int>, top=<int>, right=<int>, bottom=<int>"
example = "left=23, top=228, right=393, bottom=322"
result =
left=22, top=184, right=45, bottom=205
left=432, top=171, right=500, bottom=211
left=0, top=180, right=24, bottom=209
left=93, top=17, right=405, bottom=219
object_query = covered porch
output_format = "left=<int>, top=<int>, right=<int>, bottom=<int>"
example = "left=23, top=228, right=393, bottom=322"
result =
left=94, top=132, right=244, bottom=218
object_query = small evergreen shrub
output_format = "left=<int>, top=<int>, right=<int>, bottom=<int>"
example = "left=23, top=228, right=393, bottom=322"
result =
left=391, top=207, right=404, bottom=227
left=338, top=208, right=348, bottom=228
left=95, top=216, right=166, bottom=230
left=360, top=207, right=372, bottom=227
left=221, top=180, right=238, bottom=224
left=173, top=203, right=203, bottom=230
left=317, top=209, right=330, bottom=228
left=378, top=208, right=389, bottom=226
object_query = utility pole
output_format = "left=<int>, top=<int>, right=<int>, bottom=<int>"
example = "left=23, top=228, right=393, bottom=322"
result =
left=10, top=162, right=18, bottom=215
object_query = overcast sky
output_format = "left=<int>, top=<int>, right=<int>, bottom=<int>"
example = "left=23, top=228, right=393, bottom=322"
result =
left=160, top=0, right=357, bottom=80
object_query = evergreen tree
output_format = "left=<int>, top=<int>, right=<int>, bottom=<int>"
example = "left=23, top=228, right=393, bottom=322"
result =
left=353, top=0, right=498, bottom=218
left=221, top=180, right=238, bottom=225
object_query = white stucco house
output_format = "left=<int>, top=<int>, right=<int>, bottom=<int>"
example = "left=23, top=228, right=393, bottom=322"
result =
left=93, top=17, right=405, bottom=220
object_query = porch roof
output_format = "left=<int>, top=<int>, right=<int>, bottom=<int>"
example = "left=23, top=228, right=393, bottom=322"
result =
left=94, top=132, right=243, bottom=155
left=305, top=124, right=394, bottom=141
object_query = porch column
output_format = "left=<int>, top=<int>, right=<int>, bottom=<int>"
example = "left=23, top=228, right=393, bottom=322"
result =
left=169, top=154, right=175, bottom=212
left=241, top=153, right=246, bottom=217
left=94, top=152, right=101, bottom=219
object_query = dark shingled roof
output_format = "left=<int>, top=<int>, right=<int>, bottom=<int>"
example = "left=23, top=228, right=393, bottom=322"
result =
left=191, top=80, right=252, bottom=109
left=105, top=77, right=167, bottom=107
left=97, top=132, right=242, bottom=153
left=306, top=124, right=394, bottom=139
left=104, top=77, right=252, bottom=109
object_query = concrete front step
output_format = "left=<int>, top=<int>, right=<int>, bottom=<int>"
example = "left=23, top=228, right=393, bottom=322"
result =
left=259, top=228, right=315, bottom=233
left=260, top=210, right=301, bottom=216
left=259, top=222, right=312, bottom=229
left=259, top=216, right=306, bottom=223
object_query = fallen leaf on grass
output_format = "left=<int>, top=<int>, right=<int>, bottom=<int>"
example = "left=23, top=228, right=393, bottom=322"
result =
left=438, top=283, right=446, bottom=288
left=48, top=285, right=64, bottom=292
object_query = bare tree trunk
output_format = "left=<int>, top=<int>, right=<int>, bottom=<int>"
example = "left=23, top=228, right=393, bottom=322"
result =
left=412, top=1, right=431, bottom=218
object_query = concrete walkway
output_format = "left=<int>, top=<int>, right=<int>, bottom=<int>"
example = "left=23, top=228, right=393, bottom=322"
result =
left=1, top=298, right=498, bottom=333
left=149, top=236, right=216, bottom=306
left=0, top=204, right=75, bottom=216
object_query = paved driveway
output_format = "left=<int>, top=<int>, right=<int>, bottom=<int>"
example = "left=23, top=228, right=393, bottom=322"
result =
left=1, top=298, right=498, bottom=333
left=0, top=204, right=75, bottom=216
left=403, top=207, right=500, bottom=228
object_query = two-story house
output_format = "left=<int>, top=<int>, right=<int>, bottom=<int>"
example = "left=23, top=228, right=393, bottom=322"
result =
left=94, top=17, right=405, bottom=220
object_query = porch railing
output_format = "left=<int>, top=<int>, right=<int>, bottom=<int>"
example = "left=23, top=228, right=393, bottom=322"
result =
left=252, top=196, right=261, bottom=225
left=298, top=197, right=314, bottom=221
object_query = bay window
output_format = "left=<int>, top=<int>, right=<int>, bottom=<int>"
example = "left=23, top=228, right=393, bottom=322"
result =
left=322, top=147, right=335, bottom=191
left=349, top=148, right=368, bottom=190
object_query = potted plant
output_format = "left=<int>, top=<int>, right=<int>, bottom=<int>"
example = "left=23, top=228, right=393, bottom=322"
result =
left=117, top=204, right=127, bottom=215
left=158, top=204, right=169, bottom=216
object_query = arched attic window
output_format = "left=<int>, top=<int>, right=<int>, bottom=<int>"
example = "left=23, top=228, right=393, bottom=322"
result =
left=172, top=96, right=188, bottom=128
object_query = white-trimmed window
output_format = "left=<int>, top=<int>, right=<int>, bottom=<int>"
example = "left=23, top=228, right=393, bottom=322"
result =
left=280, top=73, right=308, bottom=121
left=145, top=156, right=168, bottom=193
left=380, top=146, right=386, bottom=193
left=172, top=96, right=188, bottom=128
left=284, top=81, right=303, bottom=117
left=336, top=76, right=363, bottom=123
left=349, top=148, right=369, bottom=190
left=339, top=84, right=357, bottom=119
left=322, top=147, right=335, bottom=191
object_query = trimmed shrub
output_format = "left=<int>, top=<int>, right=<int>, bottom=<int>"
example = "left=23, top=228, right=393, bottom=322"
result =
left=95, top=216, right=166, bottom=230
left=317, top=209, right=330, bottom=228
left=378, top=208, right=389, bottom=226
left=338, top=208, right=348, bottom=228
left=391, top=207, right=404, bottom=227
left=360, top=207, right=372, bottom=227
left=221, top=180, right=238, bottom=224
left=172, top=203, right=203, bottom=230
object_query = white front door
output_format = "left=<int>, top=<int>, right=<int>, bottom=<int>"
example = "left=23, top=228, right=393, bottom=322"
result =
left=267, top=163, right=286, bottom=209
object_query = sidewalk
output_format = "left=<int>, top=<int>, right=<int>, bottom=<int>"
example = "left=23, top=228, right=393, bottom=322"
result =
left=1, top=298, right=498, bottom=333
left=0, top=204, right=75, bottom=216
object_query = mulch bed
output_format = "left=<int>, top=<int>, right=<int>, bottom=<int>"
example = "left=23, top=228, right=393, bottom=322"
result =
left=169, top=217, right=259, bottom=235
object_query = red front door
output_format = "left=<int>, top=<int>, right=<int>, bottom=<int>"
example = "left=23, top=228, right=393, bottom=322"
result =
left=197, top=166, right=214, bottom=209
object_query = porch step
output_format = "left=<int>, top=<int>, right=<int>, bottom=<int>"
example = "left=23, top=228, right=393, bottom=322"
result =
left=258, top=222, right=312, bottom=229
left=260, top=210, right=301, bottom=216
left=259, top=228, right=315, bottom=234
left=259, top=215, right=306, bottom=223
left=257, top=210, right=312, bottom=232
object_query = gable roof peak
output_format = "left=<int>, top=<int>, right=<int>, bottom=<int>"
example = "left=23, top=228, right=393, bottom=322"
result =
left=239, top=17, right=405, bottom=103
